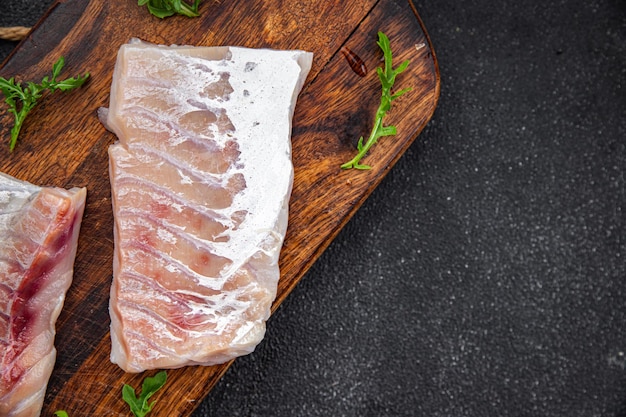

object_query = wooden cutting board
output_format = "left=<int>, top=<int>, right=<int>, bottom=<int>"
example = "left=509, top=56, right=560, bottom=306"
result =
left=0, top=0, right=439, bottom=415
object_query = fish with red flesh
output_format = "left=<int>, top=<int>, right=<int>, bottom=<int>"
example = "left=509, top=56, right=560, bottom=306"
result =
left=0, top=172, right=86, bottom=417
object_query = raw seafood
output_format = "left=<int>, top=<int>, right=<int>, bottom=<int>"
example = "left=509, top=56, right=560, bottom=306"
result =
left=101, top=39, right=312, bottom=372
left=0, top=173, right=86, bottom=417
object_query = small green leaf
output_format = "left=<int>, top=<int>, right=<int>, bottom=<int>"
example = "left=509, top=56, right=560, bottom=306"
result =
left=54, top=411, right=69, bottom=417
left=356, top=136, right=365, bottom=151
left=391, top=87, right=412, bottom=101
left=52, top=74, right=90, bottom=92
left=379, top=125, right=397, bottom=136
left=51, top=56, right=65, bottom=80
left=394, top=59, right=410, bottom=75
left=122, top=370, right=168, bottom=417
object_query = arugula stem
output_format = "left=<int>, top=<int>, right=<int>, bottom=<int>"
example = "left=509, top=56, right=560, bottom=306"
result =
left=341, top=117, right=383, bottom=170
left=9, top=112, right=25, bottom=152
left=9, top=101, right=35, bottom=151
left=0, top=56, right=89, bottom=151
left=341, top=32, right=411, bottom=170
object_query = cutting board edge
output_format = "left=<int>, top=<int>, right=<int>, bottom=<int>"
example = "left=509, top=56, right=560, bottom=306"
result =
left=0, top=0, right=441, bottom=415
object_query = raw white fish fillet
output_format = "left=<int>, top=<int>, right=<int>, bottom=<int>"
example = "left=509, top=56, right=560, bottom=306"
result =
left=101, top=39, right=312, bottom=372
left=0, top=173, right=86, bottom=417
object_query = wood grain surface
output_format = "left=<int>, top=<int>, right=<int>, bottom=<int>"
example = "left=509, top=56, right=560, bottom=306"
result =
left=0, top=0, right=439, bottom=415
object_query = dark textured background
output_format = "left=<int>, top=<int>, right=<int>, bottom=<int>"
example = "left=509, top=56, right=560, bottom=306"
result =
left=2, top=0, right=626, bottom=416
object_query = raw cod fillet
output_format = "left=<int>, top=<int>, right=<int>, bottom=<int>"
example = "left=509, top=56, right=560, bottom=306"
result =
left=0, top=173, right=86, bottom=417
left=101, top=39, right=312, bottom=372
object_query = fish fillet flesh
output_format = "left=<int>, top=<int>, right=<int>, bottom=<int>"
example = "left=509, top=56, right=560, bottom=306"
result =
left=0, top=173, right=86, bottom=417
left=101, top=39, right=312, bottom=372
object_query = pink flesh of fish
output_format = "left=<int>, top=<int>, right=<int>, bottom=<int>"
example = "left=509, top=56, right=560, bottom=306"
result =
left=101, top=39, right=312, bottom=372
left=0, top=173, right=86, bottom=417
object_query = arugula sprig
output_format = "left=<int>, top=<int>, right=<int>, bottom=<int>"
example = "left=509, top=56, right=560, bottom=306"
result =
left=341, top=31, right=411, bottom=170
left=0, top=56, right=89, bottom=151
left=122, top=370, right=168, bottom=417
left=53, top=411, right=69, bottom=417
left=138, top=0, right=202, bottom=18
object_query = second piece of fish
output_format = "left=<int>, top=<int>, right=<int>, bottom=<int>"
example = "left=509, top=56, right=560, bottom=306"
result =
left=100, top=39, right=312, bottom=372
left=0, top=173, right=86, bottom=417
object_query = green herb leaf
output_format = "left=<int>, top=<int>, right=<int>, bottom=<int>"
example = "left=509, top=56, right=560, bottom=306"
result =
left=54, top=411, right=69, bottom=417
left=0, top=56, right=89, bottom=151
left=51, top=56, right=64, bottom=81
left=341, top=31, right=411, bottom=170
left=138, top=0, right=202, bottom=18
left=122, top=370, right=168, bottom=417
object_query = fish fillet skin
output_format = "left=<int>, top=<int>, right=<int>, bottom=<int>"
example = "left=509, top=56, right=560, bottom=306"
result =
left=102, top=39, right=312, bottom=372
left=0, top=173, right=86, bottom=417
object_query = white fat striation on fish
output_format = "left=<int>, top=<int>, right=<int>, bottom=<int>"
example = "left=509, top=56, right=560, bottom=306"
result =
left=0, top=172, right=86, bottom=417
left=101, top=39, right=312, bottom=372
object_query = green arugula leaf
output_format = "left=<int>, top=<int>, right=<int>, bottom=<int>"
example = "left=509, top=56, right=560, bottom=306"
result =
left=0, top=56, right=89, bottom=151
left=54, top=411, right=69, bottom=417
left=341, top=31, right=411, bottom=170
left=138, top=0, right=202, bottom=18
left=122, top=370, right=168, bottom=417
